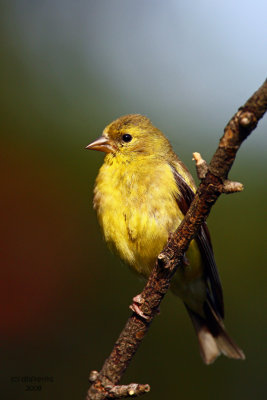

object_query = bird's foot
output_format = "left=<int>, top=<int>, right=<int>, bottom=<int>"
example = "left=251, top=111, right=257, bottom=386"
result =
left=132, top=294, right=144, bottom=305
left=129, top=294, right=149, bottom=320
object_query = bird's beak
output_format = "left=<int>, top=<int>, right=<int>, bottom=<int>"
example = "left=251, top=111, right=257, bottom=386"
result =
left=85, top=136, right=114, bottom=153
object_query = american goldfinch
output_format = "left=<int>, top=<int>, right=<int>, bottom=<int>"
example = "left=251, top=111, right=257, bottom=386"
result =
left=86, top=114, right=245, bottom=364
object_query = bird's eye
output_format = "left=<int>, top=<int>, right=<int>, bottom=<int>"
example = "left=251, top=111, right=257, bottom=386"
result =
left=122, top=134, right=132, bottom=143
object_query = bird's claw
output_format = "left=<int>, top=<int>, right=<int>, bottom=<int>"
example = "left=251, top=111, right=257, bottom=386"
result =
left=132, top=294, right=144, bottom=304
left=130, top=294, right=149, bottom=319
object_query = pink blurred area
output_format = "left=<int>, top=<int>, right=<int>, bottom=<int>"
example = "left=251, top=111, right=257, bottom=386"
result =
left=1, top=141, right=94, bottom=341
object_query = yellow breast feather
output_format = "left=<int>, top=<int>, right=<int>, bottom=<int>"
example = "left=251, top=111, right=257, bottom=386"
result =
left=94, top=153, right=183, bottom=277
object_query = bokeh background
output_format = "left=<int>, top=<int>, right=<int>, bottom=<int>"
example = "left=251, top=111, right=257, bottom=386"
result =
left=1, top=1, right=267, bottom=399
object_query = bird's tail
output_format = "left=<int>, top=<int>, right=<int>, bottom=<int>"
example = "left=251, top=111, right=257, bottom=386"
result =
left=186, top=301, right=245, bottom=365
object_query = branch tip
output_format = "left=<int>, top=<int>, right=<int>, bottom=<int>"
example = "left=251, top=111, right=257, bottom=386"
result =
left=192, top=152, right=208, bottom=179
left=108, top=383, right=150, bottom=398
left=222, top=180, right=244, bottom=193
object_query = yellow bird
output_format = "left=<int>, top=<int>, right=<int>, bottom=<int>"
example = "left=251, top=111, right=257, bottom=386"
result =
left=86, top=114, right=245, bottom=364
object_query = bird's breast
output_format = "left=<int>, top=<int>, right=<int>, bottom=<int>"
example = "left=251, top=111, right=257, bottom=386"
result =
left=93, top=156, right=183, bottom=276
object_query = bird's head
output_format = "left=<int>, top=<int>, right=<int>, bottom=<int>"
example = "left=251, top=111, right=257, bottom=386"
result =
left=86, top=114, right=171, bottom=158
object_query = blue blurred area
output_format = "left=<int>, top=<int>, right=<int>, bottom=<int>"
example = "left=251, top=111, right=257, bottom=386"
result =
left=1, top=1, right=267, bottom=399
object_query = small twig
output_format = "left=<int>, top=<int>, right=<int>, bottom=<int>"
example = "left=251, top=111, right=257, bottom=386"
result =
left=86, top=79, right=267, bottom=400
left=192, top=152, right=243, bottom=193
left=88, top=370, right=150, bottom=399
left=192, top=152, right=208, bottom=179
left=107, top=384, right=150, bottom=398
left=222, top=180, right=244, bottom=193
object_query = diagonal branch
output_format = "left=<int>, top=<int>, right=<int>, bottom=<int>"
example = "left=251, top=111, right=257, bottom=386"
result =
left=86, top=79, right=267, bottom=400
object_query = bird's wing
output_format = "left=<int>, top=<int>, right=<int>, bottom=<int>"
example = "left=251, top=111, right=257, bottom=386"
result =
left=170, top=165, right=224, bottom=318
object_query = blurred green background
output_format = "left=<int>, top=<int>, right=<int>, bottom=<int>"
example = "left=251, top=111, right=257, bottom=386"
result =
left=1, top=1, right=267, bottom=399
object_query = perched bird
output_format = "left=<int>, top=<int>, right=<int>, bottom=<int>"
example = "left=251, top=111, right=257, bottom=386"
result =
left=86, top=114, right=245, bottom=364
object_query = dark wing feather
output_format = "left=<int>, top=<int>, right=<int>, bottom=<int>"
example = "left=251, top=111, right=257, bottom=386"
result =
left=170, top=165, right=224, bottom=318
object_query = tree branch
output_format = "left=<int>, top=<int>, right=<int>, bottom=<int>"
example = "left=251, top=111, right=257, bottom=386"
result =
left=86, top=79, right=267, bottom=400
